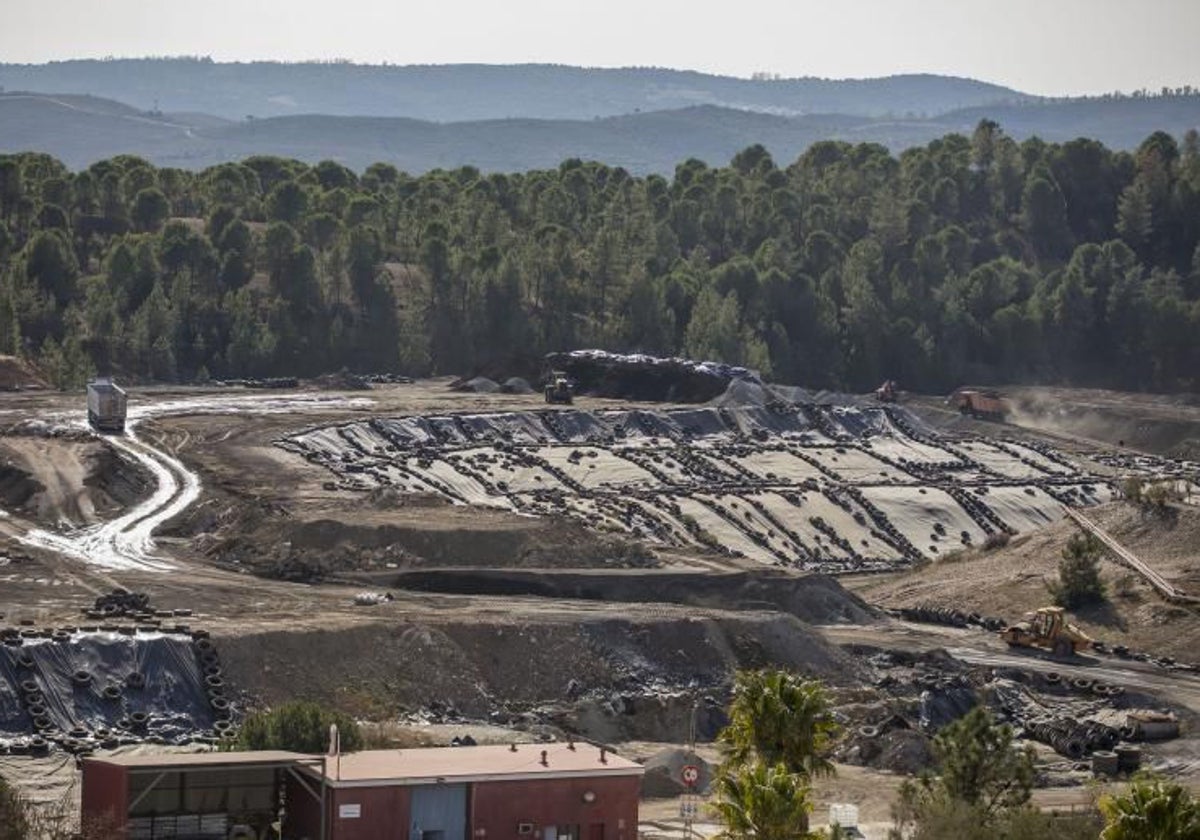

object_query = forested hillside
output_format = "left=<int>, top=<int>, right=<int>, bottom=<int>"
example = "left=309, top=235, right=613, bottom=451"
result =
left=1, top=121, right=1198, bottom=393
left=0, top=60, right=1029, bottom=121
left=4, top=91, right=1199, bottom=174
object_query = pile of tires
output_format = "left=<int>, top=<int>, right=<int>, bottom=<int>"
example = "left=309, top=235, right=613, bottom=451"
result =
left=1022, top=717, right=1122, bottom=759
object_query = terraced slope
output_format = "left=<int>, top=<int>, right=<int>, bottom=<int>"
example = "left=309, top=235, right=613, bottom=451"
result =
left=281, top=404, right=1118, bottom=574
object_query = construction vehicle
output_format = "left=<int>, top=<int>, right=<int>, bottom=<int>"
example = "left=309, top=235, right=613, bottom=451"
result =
left=949, top=388, right=1009, bottom=421
left=87, top=377, right=127, bottom=433
left=543, top=371, right=574, bottom=405
left=999, top=606, right=1092, bottom=657
left=874, top=380, right=898, bottom=403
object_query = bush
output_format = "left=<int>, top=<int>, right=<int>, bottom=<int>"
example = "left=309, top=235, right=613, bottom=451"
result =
left=982, top=532, right=1010, bottom=551
left=1049, top=533, right=1106, bottom=609
left=1100, top=774, right=1200, bottom=839
left=232, top=700, right=363, bottom=754
left=1121, top=476, right=1144, bottom=503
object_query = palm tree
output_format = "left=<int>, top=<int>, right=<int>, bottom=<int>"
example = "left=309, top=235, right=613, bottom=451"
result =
left=712, top=761, right=815, bottom=840
left=1100, top=776, right=1200, bottom=840
left=718, top=669, right=839, bottom=780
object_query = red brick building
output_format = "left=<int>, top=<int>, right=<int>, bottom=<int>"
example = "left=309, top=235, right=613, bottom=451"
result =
left=82, top=742, right=642, bottom=840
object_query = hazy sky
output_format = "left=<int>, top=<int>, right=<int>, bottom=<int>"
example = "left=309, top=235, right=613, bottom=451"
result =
left=3, top=0, right=1197, bottom=96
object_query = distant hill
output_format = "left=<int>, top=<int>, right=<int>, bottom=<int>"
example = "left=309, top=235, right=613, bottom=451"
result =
left=0, top=59, right=1032, bottom=122
left=2, top=91, right=1198, bottom=174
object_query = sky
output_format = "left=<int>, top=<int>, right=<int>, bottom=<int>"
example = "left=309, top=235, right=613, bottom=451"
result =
left=2, top=0, right=1197, bottom=96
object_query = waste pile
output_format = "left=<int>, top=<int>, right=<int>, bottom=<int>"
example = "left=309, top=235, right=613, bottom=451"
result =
left=836, top=640, right=1179, bottom=778
left=0, top=591, right=234, bottom=756
left=545, top=350, right=760, bottom=403
left=281, top=398, right=1129, bottom=574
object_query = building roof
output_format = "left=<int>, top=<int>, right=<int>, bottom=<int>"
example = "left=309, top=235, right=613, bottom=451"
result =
left=85, top=750, right=318, bottom=771
left=317, top=742, right=643, bottom=788
left=83, top=743, right=642, bottom=787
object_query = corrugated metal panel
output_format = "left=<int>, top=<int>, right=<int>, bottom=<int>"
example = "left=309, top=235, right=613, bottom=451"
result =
left=410, top=784, right=467, bottom=840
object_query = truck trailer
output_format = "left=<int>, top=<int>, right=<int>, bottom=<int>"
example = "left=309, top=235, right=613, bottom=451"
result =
left=87, top=378, right=127, bottom=433
left=949, top=388, right=1009, bottom=421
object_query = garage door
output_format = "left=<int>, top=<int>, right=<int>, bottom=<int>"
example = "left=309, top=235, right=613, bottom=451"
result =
left=410, top=784, right=468, bottom=840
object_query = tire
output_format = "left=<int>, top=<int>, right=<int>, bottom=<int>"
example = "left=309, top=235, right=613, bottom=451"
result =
left=1053, top=640, right=1073, bottom=658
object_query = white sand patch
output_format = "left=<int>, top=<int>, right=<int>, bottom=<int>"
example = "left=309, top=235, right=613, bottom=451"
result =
left=727, top=450, right=828, bottom=483
left=861, top=486, right=989, bottom=558
left=974, top=485, right=1067, bottom=533
left=1000, top=441, right=1077, bottom=475
left=956, top=441, right=1052, bottom=479
left=538, top=447, right=660, bottom=489
left=757, top=491, right=897, bottom=562
left=414, top=459, right=501, bottom=506
left=672, top=495, right=777, bottom=563
left=700, top=493, right=804, bottom=558
left=803, top=447, right=916, bottom=484
left=869, top=427, right=964, bottom=465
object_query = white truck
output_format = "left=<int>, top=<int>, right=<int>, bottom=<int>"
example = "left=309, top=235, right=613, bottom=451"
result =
left=87, top=378, right=128, bottom=433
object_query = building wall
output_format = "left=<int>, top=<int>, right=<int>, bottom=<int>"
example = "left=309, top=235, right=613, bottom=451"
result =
left=469, top=776, right=640, bottom=840
left=286, top=773, right=640, bottom=840
left=328, top=785, right=412, bottom=840
left=80, top=760, right=129, bottom=834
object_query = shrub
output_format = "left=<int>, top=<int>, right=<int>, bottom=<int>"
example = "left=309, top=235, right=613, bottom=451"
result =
left=1121, top=476, right=1144, bottom=503
left=1049, top=533, right=1106, bottom=609
left=982, top=532, right=1010, bottom=551
left=232, top=700, right=363, bottom=753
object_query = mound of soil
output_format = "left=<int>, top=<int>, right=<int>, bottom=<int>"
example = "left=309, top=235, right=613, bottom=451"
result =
left=0, top=355, right=46, bottom=391
left=451, top=376, right=501, bottom=394
left=83, top=446, right=155, bottom=515
left=219, top=610, right=861, bottom=742
left=0, top=461, right=42, bottom=510
left=641, top=748, right=713, bottom=797
left=502, top=377, right=534, bottom=395
left=387, top=568, right=877, bottom=626
left=312, top=369, right=372, bottom=391
left=204, top=511, right=658, bottom=582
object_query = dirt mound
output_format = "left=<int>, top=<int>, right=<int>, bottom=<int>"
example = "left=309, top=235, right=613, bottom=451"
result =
left=82, top=445, right=155, bottom=515
left=0, top=355, right=46, bottom=391
left=850, top=501, right=1200, bottom=661
left=641, top=748, right=713, bottom=797
left=311, top=369, right=372, bottom=390
left=451, top=376, right=501, bottom=394
left=218, top=611, right=861, bottom=742
left=501, top=377, right=534, bottom=395
left=387, top=569, right=878, bottom=626
left=205, top=512, right=658, bottom=581
left=0, top=461, right=42, bottom=510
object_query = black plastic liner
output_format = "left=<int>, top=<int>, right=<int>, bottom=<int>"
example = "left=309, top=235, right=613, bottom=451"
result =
left=0, top=630, right=225, bottom=752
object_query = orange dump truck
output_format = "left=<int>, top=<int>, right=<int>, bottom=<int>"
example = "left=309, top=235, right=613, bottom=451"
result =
left=949, top=388, right=1009, bottom=421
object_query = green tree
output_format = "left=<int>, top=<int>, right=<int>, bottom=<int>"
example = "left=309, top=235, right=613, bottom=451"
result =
left=131, top=187, right=170, bottom=232
left=1100, top=776, right=1200, bottom=840
left=712, top=761, right=818, bottom=840
left=1050, top=533, right=1107, bottom=608
left=718, top=669, right=838, bottom=781
left=891, top=707, right=1035, bottom=837
left=233, top=700, right=363, bottom=753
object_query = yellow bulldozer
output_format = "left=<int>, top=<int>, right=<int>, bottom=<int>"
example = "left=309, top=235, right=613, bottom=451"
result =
left=999, top=606, right=1092, bottom=657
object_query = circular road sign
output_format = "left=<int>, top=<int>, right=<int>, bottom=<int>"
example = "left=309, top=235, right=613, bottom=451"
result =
left=681, top=764, right=700, bottom=787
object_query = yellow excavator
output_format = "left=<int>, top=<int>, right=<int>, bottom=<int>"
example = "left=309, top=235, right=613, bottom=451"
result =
left=999, top=606, right=1092, bottom=657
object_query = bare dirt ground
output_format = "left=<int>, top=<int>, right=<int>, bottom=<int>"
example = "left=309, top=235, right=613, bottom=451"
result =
left=848, top=502, right=1200, bottom=660
left=2, top=379, right=1200, bottom=833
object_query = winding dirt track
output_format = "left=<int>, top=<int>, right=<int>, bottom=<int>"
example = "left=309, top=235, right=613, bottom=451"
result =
left=13, top=393, right=372, bottom=572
